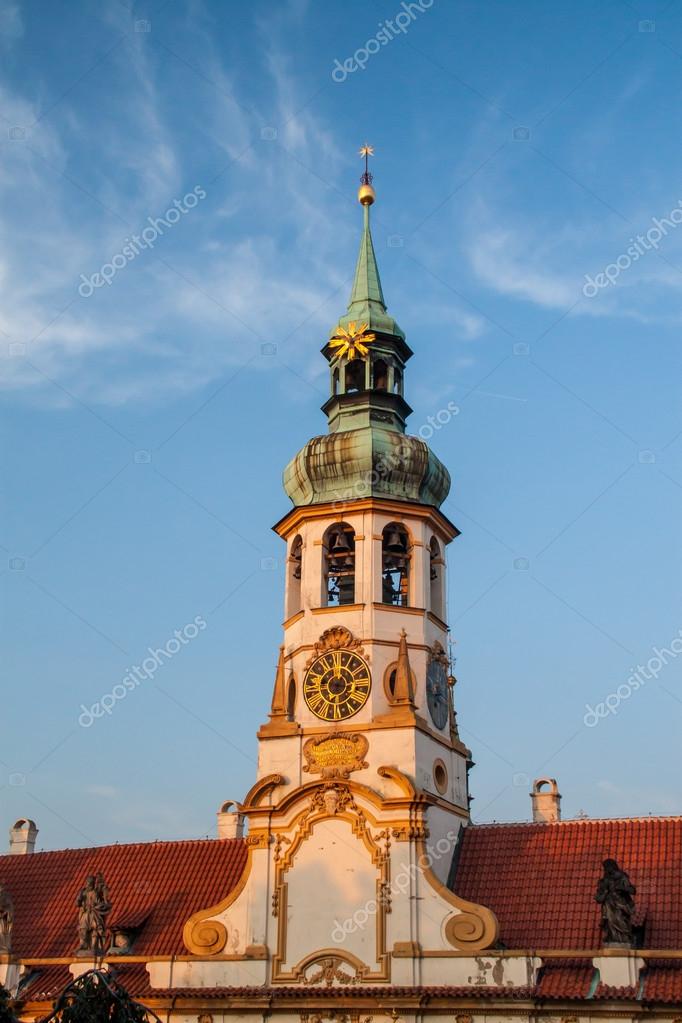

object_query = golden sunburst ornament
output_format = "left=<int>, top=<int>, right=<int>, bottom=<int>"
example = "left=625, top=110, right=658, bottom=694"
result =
left=329, top=321, right=376, bottom=360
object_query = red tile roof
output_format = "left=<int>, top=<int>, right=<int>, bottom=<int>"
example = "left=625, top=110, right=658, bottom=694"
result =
left=535, top=959, right=594, bottom=999
left=642, top=958, right=682, bottom=1002
left=17, top=966, right=71, bottom=1003
left=18, top=965, right=152, bottom=1005
left=0, top=838, right=247, bottom=958
left=453, top=817, right=682, bottom=950
left=17, top=973, right=682, bottom=1008
left=4, top=817, right=682, bottom=1007
left=142, top=985, right=539, bottom=1000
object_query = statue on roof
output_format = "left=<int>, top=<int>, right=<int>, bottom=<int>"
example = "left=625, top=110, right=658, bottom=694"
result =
left=0, top=884, right=14, bottom=953
left=595, top=858, right=636, bottom=946
left=76, top=872, right=112, bottom=955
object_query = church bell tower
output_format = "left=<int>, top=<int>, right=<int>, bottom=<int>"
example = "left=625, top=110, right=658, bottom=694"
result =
left=259, top=147, right=469, bottom=827
left=181, top=149, right=498, bottom=983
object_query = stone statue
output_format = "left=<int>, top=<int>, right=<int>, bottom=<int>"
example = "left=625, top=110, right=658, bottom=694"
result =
left=76, top=873, right=112, bottom=954
left=595, top=858, right=636, bottom=945
left=0, top=884, right=14, bottom=953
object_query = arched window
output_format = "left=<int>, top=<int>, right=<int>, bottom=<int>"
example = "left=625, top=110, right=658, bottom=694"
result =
left=286, top=535, right=303, bottom=617
left=324, top=523, right=355, bottom=606
left=332, top=368, right=340, bottom=394
left=373, top=359, right=388, bottom=391
left=345, top=359, right=364, bottom=393
left=429, top=537, right=445, bottom=620
left=382, top=523, right=410, bottom=606
left=286, top=674, right=296, bottom=721
left=393, top=368, right=403, bottom=395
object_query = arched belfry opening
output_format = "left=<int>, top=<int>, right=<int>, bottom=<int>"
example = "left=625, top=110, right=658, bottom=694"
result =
left=373, top=358, right=388, bottom=391
left=345, top=359, right=365, bottom=394
left=429, top=536, right=445, bottom=620
left=286, top=535, right=303, bottom=617
left=382, top=523, right=410, bottom=606
left=324, top=523, right=356, bottom=606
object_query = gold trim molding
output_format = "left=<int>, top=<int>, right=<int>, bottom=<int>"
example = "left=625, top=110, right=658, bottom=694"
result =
left=271, top=783, right=391, bottom=983
left=311, top=603, right=365, bottom=615
left=273, top=497, right=459, bottom=544
left=242, top=773, right=284, bottom=808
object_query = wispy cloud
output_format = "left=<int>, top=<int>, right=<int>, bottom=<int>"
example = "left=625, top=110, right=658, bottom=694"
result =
left=469, top=221, right=578, bottom=308
left=0, top=4, right=349, bottom=406
left=465, top=195, right=682, bottom=324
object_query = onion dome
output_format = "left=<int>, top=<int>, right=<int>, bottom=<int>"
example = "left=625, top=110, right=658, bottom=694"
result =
left=283, top=427, right=451, bottom=509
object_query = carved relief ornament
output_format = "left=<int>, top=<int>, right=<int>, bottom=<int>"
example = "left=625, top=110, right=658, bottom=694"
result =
left=303, top=731, right=369, bottom=779
left=307, top=626, right=365, bottom=668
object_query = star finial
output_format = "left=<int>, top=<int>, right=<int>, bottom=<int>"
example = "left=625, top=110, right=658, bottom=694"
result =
left=359, top=143, right=374, bottom=178
left=329, top=321, right=376, bottom=360
left=358, top=144, right=376, bottom=204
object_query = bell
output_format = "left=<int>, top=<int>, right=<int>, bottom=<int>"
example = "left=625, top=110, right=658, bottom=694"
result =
left=329, top=530, right=352, bottom=556
left=384, top=529, right=407, bottom=555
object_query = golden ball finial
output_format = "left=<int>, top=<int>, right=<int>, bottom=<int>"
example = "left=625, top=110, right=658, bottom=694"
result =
left=358, top=143, right=376, bottom=205
left=358, top=182, right=375, bottom=205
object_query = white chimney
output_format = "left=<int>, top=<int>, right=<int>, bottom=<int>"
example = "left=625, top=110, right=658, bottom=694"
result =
left=9, top=819, right=38, bottom=854
left=217, top=801, right=244, bottom=840
left=530, top=778, right=561, bottom=823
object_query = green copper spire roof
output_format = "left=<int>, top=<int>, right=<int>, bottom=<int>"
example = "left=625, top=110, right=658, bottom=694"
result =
left=330, top=199, right=404, bottom=340
left=348, top=203, right=386, bottom=314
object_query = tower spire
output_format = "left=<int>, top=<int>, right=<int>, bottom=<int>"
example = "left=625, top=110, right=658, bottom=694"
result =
left=393, top=629, right=416, bottom=707
left=349, top=144, right=386, bottom=318
left=269, top=646, right=287, bottom=719
left=330, top=145, right=404, bottom=342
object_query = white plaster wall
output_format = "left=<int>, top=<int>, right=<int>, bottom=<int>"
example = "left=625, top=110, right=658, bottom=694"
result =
left=415, top=731, right=468, bottom=807
left=148, top=958, right=267, bottom=989
left=422, top=805, right=464, bottom=886
left=593, top=953, right=644, bottom=988
left=282, top=816, right=380, bottom=971
left=419, top=954, right=542, bottom=988
left=258, top=734, right=303, bottom=788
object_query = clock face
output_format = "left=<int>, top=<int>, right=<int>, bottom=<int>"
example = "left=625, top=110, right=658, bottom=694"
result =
left=303, top=649, right=371, bottom=721
left=426, top=658, right=449, bottom=730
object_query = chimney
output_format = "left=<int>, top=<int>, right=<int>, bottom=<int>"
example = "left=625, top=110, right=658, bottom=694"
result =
left=9, top=818, right=38, bottom=854
left=217, top=802, right=244, bottom=840
left=530, top=778, right=561, bottom=823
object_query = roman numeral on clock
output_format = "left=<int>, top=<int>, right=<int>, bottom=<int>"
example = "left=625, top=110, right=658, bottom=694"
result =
left=303, top=649, right=372, bottom=720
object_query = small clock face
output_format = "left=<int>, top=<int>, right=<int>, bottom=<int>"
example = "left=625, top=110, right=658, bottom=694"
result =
left=426, top=659, right=449, bottom=730
left=303, top=649, right=371, bottom=721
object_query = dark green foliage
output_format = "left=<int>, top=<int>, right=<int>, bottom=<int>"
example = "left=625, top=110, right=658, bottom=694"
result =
left=39, top=970, right=159, bottom=1023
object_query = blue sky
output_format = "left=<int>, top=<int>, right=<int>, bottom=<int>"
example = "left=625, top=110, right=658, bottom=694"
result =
left=2, top=0, right=682, bottom=850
